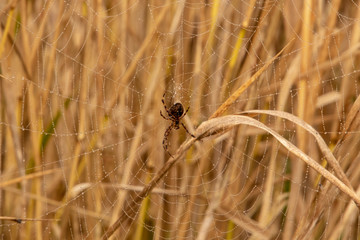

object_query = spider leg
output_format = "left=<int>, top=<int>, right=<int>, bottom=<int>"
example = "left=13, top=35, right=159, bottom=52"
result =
left=163, top=122, right=175, bottom=157
left=162, top=93, right=170, bottom=114
left=180, top=106, right=190, bottom=120
left=160, top=110, right=171, bottom=120
left=181, top=122, right=195, bottom=138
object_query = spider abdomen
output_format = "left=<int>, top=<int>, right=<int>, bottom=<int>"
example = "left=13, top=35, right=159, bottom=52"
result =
left=169, top=103, right=184, bottom=118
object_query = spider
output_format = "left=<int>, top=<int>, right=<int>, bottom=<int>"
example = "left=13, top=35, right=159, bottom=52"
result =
left=160, top=93, right=195, bottom=157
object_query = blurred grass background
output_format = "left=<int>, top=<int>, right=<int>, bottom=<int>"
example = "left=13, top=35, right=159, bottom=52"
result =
left=1, top=0, right=360, bottom=239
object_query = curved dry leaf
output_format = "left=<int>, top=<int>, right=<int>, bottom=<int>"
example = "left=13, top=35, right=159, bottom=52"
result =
left=239, top=110, right=352, bottom=189
left=195, top=115, right=360, bottom=207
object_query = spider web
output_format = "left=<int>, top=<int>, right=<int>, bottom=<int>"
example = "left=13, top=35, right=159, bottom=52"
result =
left=1, top=0, right=360, bottom=239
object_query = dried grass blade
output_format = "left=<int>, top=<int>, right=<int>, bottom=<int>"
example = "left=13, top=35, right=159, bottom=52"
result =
left=196, top=115, right=360, bottom=207
left=216, top=206, right=273, bottom=240
left=333, top=93, right=360, bottom=155
left=210, top=39, right=294, bottom=119
left=240, top=110, right=353, bottom=189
